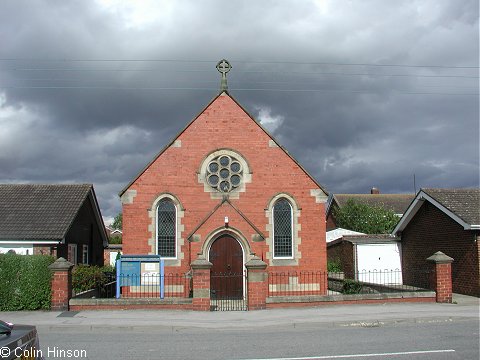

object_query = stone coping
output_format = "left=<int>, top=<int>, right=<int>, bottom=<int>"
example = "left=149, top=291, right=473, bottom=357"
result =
left=266, top=291, right=436, bottom=304
left=70, top=297, right=192, bottom=306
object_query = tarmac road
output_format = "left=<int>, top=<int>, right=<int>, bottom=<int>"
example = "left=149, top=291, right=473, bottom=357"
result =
left=1, top=295, right=478, bottom=360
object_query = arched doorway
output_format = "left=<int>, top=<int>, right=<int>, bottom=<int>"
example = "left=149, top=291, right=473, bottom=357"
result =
left=209, top=234, right=244, bottom=300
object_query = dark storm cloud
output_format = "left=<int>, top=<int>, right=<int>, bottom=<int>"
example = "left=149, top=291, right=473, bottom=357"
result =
left=0, top=0, right=478, bottom=219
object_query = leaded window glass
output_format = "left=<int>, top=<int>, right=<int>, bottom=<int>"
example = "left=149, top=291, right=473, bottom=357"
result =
left=273, top=199, right=293, bottom=258
left=206, top=154, right=243, bottom=192
left=157, top=199, right=176, bottom=258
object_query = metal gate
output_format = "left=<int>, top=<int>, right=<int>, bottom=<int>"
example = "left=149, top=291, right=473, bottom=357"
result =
left=210, top=272, right=247, bottom=311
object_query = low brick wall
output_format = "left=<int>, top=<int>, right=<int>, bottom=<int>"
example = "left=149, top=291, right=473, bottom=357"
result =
left=70, top=297, right=193, bottom=311
left=327, top=277, right=430, bottom=294
left=69, top=291, right=436, bottom=311
left=266, top=291, right=436, bottom=309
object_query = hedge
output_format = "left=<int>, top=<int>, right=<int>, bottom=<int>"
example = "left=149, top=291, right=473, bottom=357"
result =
left=72, top=265, right=113, bottom=293
left=0, top=254, right=55, bottom=310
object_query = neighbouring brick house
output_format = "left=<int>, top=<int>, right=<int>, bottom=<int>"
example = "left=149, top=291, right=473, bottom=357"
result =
left=120, top=84, right=329, bottom=302
left=326, top=188, right=414, bottom=231
left=393, top=188, right=480, bottom=297
left=0, top=184, right=108, bottom=265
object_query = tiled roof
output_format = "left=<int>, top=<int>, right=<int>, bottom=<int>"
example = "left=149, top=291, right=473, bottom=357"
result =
left=422, top=188, right=480, bottom=226
left=0, top=184, right=93, bottom=240
left=334, top=194, right=415, bottom=214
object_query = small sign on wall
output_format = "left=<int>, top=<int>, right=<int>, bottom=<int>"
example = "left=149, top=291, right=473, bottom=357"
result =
left=141, top=262, right=160, bottom=285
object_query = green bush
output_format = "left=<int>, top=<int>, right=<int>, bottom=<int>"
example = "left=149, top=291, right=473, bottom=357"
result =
left=102, top=264, right=115, bottom=274
left=0, top=254, right=55, bottom=311
left=333, top=199, right=400, bottom=234
left=109, top=235, right=122, bottom=244
left=72, top=265, right=108, bottom=293
left=327, top=259, right=342, bottom=273
left=341, top=279, right=363, bottom=294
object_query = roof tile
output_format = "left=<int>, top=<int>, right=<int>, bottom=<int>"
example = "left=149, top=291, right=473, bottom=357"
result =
left=0, top=184, right=92, bottom=240
left=422, top=188, right=480, bottom=225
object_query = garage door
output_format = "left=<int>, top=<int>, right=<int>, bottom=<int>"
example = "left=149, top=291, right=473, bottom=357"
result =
left=356, top=243, right=402, bottom=284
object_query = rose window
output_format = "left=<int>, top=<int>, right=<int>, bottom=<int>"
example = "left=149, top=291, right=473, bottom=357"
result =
left=206, top=155, right=243, bottom=192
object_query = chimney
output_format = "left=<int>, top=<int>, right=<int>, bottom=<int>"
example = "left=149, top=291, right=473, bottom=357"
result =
left=371, top=187, right=380, bottom=195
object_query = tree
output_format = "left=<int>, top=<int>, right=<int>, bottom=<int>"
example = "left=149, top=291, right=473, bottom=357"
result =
left=112, top=213, right=122, bottom=230
left=333, top=199, right=399, bottom=234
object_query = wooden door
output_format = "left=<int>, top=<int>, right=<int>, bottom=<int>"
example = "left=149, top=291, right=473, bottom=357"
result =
left=209, top=235, right=243, bottom=299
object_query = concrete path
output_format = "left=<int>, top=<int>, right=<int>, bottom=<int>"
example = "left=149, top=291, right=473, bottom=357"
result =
left=2, top=294, right=478, bottom=330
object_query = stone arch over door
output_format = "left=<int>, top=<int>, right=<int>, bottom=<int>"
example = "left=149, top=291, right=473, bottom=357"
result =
left=204, top=229, right=250, bottom=300
left=201, top=227, right=253, bottom=263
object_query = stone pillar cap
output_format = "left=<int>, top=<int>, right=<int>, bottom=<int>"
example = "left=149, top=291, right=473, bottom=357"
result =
left=426, top=251, right=454, bottom=264
left=191, top=254, right=213, bottom=269
left=48, top=257, right=74, bottom=270
left=245, top=256, right=267, bottom=270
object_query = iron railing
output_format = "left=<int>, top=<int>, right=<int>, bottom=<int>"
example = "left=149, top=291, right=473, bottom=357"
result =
left=268, top=269, right=433, bottom=297
left=118, top=272, right=190, bottom=298
left=75, top=268, right=433, bottom=302
left=77, top=272, right=191, bottom=299
left=210, top=272, right=247, bottom=311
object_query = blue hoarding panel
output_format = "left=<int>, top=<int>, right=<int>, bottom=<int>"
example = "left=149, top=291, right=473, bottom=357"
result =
left=120, top=261, right=141, bottom=286
left=117, top=255, right=162, bottom=290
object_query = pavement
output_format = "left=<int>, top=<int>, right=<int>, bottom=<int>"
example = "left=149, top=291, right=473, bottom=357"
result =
left=1, top=294, right=478, bottom=330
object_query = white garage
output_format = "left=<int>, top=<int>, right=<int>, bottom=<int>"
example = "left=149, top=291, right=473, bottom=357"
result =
left=327, top=234, right=402, bottom=285
left=356, top=242, right=402, bottom=284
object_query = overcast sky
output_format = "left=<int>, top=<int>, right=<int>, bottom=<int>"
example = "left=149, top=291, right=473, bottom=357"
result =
left=0, top=0, right=478, bottom=222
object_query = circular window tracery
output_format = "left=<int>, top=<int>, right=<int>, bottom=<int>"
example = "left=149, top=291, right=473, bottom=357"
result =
left=206, top=154, right=243, bottom=192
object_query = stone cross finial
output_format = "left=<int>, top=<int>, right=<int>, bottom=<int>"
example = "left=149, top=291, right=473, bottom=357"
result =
left=216, top=59, right=232, bottom=92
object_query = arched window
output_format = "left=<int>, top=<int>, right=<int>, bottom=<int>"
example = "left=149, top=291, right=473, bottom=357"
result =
left=273, top=198, right=293, bottom=258
left=157, top=199, right=176, bottom=258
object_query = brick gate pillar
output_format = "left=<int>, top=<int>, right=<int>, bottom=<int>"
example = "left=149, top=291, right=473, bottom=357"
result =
left=48, top=257, right=74, bottom=311
left=245, top=256, right=268, bottom=310
left=427, top=251, right=454, bottom=303
left=191, top=255, right=213, bottom=311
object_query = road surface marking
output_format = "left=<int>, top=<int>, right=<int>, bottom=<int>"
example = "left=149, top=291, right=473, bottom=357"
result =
left=235, top=349, right=456, bottom=360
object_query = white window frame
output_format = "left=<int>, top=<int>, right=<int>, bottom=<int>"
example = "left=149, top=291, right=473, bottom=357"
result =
left=272, top=199, right=294, bottom=259
left=156, top=199, right=178, bottom=259
left=68, top=244, right=77, bottom=265
left=82, top=244, right=89, bottom=264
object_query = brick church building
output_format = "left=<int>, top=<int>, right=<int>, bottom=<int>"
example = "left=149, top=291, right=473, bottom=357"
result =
left=120, top=60, right=328, bottom=305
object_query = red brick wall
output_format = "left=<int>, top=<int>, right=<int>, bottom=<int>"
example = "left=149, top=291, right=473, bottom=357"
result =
left=247, top=268, right=268, bottom=310
left=123, top=94, right=327, bottom=275
left=33, top=245, right=57, bottom=257
left=51, top=270, right=72, bottom=311
left=103, top=249, right=110, bottom=265
left=192, top=268, right=211, bottom=311
left=104, top=248, right=122, bottom=266
left=401, top=201, right=479, bottom=297
left=432, top=262, right=453, bottom=303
